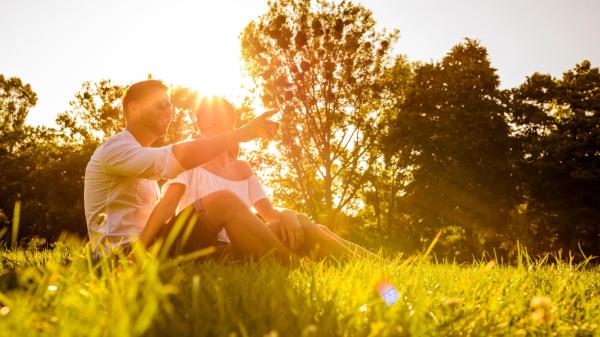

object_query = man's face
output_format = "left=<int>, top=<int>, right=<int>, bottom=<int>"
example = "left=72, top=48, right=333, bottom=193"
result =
left=132, top=89, right=172, bottom=136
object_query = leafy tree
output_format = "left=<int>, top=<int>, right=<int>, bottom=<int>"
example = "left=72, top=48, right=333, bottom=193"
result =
left=56, top=80, right=125, bottom=142
left=511, top=60, right=600, bottom=255
left=9, top=131, right=94, bottom=241
left=357, top=56, right=414, bottom=248
left=385, top=39, right=521, bottom=257
left=0, top=75, right=89, bottom=243
left=0, top=74, right=39, bottom=216
left=241, top=0, right=404, bottom=226
left=0, top=74, right=38, bottom=153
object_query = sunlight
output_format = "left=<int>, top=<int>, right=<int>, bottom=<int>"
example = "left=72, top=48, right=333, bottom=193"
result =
left=146, top=1, right=260, bottom=109
left=2, top=1, right=600, bottom=335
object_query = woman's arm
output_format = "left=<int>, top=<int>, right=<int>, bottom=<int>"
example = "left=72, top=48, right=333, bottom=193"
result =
left=138, top=183, right=185, bottom=248
left=237, top=159, right=304, bottom=249
left=253, top=198, right=281, bottom=223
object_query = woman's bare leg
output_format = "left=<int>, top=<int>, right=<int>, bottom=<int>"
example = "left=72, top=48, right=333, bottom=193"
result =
left=199, top=190, right=298, bottom=265
left=269, top=217, right=359, bottom=260
left=296, top=214, right=377, bottom=259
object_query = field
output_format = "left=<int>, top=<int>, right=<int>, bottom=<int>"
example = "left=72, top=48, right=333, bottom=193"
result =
left=0, top=238, right=598, bottom=337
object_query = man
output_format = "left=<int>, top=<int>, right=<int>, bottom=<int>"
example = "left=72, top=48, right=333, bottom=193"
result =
left=84, top=80, right=294, bottom=261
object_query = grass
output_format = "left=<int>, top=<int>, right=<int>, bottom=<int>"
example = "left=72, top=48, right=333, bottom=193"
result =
left=0, top=236, right=598, bottom=337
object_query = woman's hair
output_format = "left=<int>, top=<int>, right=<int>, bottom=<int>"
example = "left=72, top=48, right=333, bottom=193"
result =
left=193, top=96, right=239, bottom=159
left=194, top=96, right=237, bottom=126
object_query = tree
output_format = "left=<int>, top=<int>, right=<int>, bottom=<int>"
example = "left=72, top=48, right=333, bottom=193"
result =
left=241, top=0, right=404, bottom=226
left=384, top=39, right=521, bottom=257
left=0, top=74, right=40, bottom=219
left=357, top=56, right=414, bottom=248
left=0, top=74, right=38, bottom=153
left=511, top=60, right=600, bottom=255
left=0, top=74, right=89, bottom=243
left=56, top=80, right=125, bottom=143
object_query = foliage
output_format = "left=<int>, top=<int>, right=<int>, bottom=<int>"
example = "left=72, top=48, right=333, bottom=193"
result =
left=510, top=60, right=600, bottom=255
left=241, top=0, right=405, bottom=226
left=382, top=39, right=521, bottom=258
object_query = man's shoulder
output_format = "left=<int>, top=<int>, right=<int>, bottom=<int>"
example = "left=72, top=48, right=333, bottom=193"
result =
left=97, top=130, right=139, bottom=155
left=104, top=130, right=137, bottom=147
left=87, top=130, right=134, bottom=167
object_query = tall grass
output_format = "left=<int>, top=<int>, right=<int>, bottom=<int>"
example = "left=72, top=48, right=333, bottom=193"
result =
left=0, top=233, right=598, bottom=337
left=9, top=199, right=20, bottom=249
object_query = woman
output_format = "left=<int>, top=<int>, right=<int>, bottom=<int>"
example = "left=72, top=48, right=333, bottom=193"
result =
left=140, top=97, right=373, bottom=262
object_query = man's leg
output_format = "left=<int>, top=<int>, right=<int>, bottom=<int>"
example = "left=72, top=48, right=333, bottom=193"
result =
left=154, top=204, right=225, bottom=259
left=198, top=190, right=298, bottom=265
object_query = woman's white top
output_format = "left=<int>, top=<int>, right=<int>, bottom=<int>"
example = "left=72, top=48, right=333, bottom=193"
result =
left=162, top=167, right=268, bottom=242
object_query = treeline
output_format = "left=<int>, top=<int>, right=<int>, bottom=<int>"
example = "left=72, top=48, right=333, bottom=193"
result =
left=1, top=0, right=598, bottom=260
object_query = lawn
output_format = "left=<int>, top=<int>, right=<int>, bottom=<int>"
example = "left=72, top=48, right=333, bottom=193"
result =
left=0, top=238, right=598, bottom=337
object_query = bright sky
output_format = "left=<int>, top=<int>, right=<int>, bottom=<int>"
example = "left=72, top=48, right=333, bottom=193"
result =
left=1, top=0, right=599, bottom=127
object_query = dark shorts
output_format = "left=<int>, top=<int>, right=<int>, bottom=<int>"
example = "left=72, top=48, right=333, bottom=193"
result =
left=156, top=200, right=230, bottom=260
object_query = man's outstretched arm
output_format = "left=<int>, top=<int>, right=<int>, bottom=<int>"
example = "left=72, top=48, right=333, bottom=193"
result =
left=171, top=109, right=277, bottom=170
left=102, top=110, right=278, bottom=179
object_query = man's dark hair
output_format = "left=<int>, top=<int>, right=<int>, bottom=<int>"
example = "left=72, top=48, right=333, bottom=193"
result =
left=121, top=80, right=168, bottom=117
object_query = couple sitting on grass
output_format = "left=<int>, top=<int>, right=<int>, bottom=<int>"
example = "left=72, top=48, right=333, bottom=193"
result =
left=84, top=79, right=372, bottom=265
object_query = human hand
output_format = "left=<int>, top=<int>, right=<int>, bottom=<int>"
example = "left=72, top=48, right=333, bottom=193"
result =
left=233, top=109, right=279, bottom=142
left=279, top=210, right=304, bottom=250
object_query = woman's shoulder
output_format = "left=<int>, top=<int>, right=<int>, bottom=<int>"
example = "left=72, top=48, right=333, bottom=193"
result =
left=230, top=160, right=254, bottom=180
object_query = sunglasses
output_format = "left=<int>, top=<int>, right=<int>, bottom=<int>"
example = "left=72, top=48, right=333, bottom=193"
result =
left=150, top=99, right=172, bottom=111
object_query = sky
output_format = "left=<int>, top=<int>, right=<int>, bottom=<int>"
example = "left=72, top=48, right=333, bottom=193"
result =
left=1, top=0, right=599, bottom=127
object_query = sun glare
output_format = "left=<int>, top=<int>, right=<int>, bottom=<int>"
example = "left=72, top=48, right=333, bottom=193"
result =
left=146, top=2, right=262, bottom=109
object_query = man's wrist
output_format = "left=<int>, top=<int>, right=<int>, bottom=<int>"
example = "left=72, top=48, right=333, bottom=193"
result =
left=227, top=130, right=241, bottom=145
left=231, top=127, right=255, bottom=143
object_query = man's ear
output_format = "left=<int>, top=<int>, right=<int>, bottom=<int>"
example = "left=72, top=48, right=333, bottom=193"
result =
left=125, top=101, right=140, bottom=123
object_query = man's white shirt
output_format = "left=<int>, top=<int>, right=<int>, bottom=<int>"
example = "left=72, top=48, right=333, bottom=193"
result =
left=84, top=129, right=185, bottom=253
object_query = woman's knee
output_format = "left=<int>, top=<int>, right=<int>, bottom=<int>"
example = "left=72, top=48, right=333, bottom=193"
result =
left=202, top=190, right=246, bottom=210
left=296, top=214, right=329, bottom=231
left=296, top=213, right=314, bottom=226
left=199, top=190, right=252, bottom=225
left=300, top=220, right=323, bottom=237
left=302, top=222, right=337, bottom=244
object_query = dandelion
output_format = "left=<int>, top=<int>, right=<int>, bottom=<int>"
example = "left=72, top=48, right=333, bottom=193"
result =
left=530, top=296, right=554, bottom=322
left=0, top=306, right=9, bottom=316
left=530, top=296, right=552, bottom=309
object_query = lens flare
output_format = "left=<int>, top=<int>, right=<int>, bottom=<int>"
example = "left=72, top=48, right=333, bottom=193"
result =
left=375, top=280, right=399, bottom=305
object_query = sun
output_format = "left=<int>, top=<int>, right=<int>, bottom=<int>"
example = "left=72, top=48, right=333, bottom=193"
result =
left=139, top=1, right=262, bottom=109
